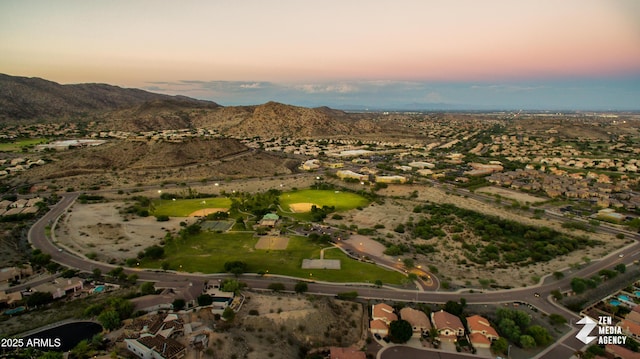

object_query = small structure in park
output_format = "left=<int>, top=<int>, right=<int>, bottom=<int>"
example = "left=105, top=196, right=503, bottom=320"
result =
left=259, top=213, right=279, bottom=227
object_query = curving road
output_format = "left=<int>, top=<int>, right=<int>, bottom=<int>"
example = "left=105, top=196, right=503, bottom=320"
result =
left=28, top=192, right=640, bottom=358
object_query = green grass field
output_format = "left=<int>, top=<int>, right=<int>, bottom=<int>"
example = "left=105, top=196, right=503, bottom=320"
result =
left=0, top=138, right=48, bottom=152
left=142, top=232, right=404, bottom=284
left=280, top=189, right=369, bottom=212
left=152, top=197, right=232, bottom=217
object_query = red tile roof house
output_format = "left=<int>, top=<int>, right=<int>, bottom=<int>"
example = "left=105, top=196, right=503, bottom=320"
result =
left=431, top=310, right=465, bottom=343
left=370, top=303, right=397, bottom=337
left=370, top=319, right=389, bottom=336
left=400, top=307, right=431, bottom=338
left=329, top=346, right=366, bottom=359
left=372, top=303, right=397, bottom=324
left=466, top=315, right=499, bottom=349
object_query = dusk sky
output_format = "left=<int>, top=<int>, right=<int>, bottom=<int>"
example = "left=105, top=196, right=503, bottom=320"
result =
left=2, top=0, right=639, bottom=110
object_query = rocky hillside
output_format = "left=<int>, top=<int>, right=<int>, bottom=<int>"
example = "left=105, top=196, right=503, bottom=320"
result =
left=15, top=137, right=301, bottom=190
left=0, top=73, right=218, bottom=122
left=194, top=101, right=381, bottom=138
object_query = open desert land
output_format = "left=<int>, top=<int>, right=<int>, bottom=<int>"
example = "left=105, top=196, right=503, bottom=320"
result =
left=330, top=184, right=628, bottom=288
left=178, top=292, right=365, bottom=359
left=53, top=202, right=187, bottom=262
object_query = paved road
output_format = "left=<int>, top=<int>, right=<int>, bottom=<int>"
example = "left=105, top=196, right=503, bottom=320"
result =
left=29, top=192, right=640, bottom=359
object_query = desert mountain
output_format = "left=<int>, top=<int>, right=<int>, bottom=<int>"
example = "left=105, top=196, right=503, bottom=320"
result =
left=0, top=73, right=218, bottom=122
left=191, top=101, right=377, bottom=138
left=0, top=74, right=384, bottom=137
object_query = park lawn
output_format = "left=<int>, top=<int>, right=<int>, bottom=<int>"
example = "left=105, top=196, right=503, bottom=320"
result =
left=0, top=138, right=48, bottom=152
left=279, top=189, right=369, bottom=221
left=152, top=197, right=232, bottom=217
left=143, top=232, right=404, bottom=284
left=280, top=189, right=369, bottom=211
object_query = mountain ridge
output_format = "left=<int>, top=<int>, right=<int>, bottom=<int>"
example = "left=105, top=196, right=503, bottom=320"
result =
left=0, top=73, right=219, bottom=122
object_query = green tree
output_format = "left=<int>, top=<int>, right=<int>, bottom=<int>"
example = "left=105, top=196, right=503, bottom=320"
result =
left=222, top=307, right=235, bottom=321
left=26, top=291, right=54, bottom=307
left=69, top=339, right=92, bottom=359
left=527, top=325, right=553, bottom=346
left=38, top=352, right=64, bottom=359
left=294, top=282, right=308, bottom=294
left=336, top=291, right=359, bottom=300
left=107, top=297, right=134, bottom=320
left=403, top=258, right=415, bottom=269
left=268, top=282, right=286, bottom=292
left=549, top=313, right=567, bottom=326
left=144, top=245, right=164, bottom=259
left=550, top=290, right=563, bottom=301
left=444, top=300, right=464, bottom=316
left=614, top=263, right=626, bottom=273
left=108, top=266, right=126, bottom=280
left=83, top=304, right=105, bottom=317
left=172, top=298, right=186, bottom=310
left=224, top=261, right=248, bottom=276
left=491, top=337, right=508, bottom=355
left=571, top=277, right=588, bottom=294
left=389, top=319, right=413, bottom=343
left=520, top=334, right=536, bottom=349
left=98, top=310, right=121, bottom=331
left=220, top=278, right=245, bottom=293
left=498, top=318, right=521, bottom=342
left=92, top=268, right=102, bottom=280
left=140, top=282, right=155, bottom=295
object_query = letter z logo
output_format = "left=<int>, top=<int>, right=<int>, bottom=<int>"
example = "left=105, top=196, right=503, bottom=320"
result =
left=576, top=316, right=597, bottom=345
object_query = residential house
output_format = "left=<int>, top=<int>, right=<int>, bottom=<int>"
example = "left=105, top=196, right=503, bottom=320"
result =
left=466, top=315, right=499, bottom=349
left=329, top=346, right=366, bottom=359
left=125, top=335, right=186, bottom=359
left=372, top=303, right=397, bottom=324
left=301, top=159, right=321, bottom=171
left=399, top=307, right=431, bottom=338
left=370, top=303, right=397, bottom=337
left=375, top=175, right=407, bottom=184
left=336, top=170, right=367, bottom=181
left=431, top=310, right=465, bottom=343
left=369, top=319, right=389, bottom=336
left=0, top=291, right=22, bottom=307
left=0, top=265, right=33, bottom=284
left=620, top=319, right=640, bottom=341
left=31, top=277, right=83, bottom=299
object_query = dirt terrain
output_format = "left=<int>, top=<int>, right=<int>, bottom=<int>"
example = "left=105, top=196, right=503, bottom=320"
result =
left=185, top=292, right=365, bottom=359
left=54, top=202, right=185, bottom=262
left=359, top=184, right=628, bottom=287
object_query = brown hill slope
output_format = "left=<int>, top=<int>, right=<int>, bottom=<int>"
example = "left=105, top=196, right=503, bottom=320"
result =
left=19, top=138, right=299, bottom=188
left=194, top=101, right=380, bottom=137
left=0, top=73, right=218, bottom=122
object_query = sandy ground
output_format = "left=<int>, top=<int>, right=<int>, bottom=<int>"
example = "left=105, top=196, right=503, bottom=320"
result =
left=255, top=236, right=290, bottom=250
left=167, top=292, right=365, bottom=359
left=289, top=202, right=315, bottom=213
left=477, top=186, right=547, bottom=203
left=54, top=202, right=189, bottom=263
left=188, top=208, right=229, bottom=217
